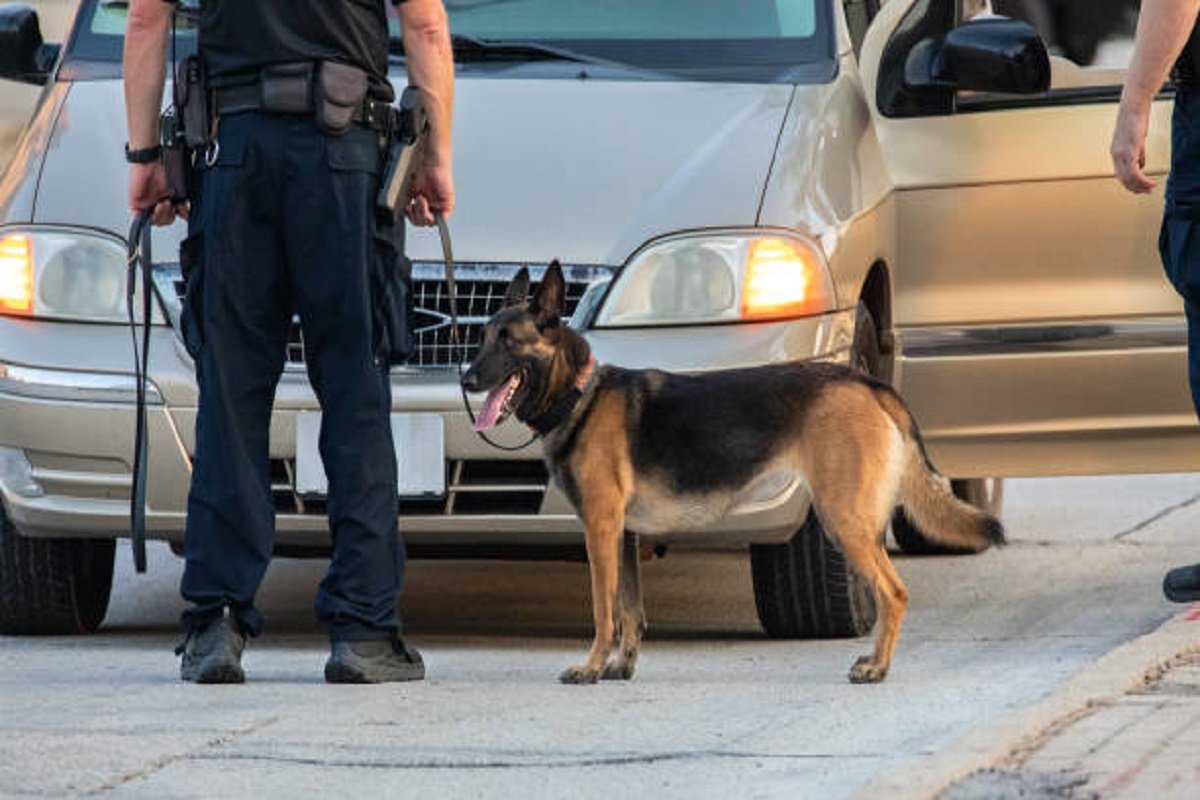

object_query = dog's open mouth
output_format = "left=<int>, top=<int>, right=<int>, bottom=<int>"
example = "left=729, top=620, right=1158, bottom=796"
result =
left=472, top=373, right=522, bottom=432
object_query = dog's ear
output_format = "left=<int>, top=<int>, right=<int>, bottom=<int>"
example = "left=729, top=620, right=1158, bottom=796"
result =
left=504, top=268, right=530, bottom=308
left=531, top=261, right=565, bottom=328
left=565, top=328, right=591, bottom=371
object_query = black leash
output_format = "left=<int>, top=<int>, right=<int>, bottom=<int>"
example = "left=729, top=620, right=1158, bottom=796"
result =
left=434, top=213, right=538, bottom=452
left=126, top=208, right=154, bottom=574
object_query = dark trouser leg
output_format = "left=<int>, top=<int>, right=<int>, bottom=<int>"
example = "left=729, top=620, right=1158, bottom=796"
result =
left=282, top=123, right=403, bottom=641
left=1165, top=89, right=1200, bottom=415
left=1160, top=89, right=1200, bottom=601
left=1185, top=300, right=1200, bottom=418
left=180, top=114, right=291, bottom=637
left=1162, top=210, right=1200, bottom=418
left=1165, top=224, right=1200, bottom=602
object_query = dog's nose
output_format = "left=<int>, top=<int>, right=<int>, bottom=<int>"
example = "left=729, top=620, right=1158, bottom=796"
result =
left=460, top=370, right=480, bottom=393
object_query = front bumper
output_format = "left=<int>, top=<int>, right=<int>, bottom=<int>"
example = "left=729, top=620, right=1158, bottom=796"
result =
left=0, top=310, right=856, bottom=548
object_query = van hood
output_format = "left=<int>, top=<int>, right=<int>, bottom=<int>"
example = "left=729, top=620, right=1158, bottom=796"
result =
left=405, top=78, right=794, bottom=264
left=34, top=78, right=794, bottom=265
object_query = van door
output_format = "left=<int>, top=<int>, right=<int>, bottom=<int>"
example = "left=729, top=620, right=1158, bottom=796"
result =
left=859, top=0, right=1200, bottom=477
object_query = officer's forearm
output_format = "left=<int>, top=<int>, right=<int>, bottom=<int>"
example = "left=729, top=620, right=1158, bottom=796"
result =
left=1120, top=0, right=1200, bottom=117
left=123, top=0, right=173, bottom=150
left=399, top=1, right=455, bottom=167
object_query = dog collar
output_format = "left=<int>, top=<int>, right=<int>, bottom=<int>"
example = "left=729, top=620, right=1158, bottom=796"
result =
left=526, top=355, right=597, bottom=436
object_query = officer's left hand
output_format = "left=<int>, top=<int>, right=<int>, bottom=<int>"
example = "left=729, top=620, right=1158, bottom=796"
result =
left=406, top=163, right=455, bottom=227
left=128, top=162, right=189, bottom=226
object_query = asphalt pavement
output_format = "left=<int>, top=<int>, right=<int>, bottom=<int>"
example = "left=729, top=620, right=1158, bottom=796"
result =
left=1, top=473, right=1198, bottom=799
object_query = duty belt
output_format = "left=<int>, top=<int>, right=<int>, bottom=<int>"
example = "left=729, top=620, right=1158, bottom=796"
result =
left=211, top=83, right=398, bottom=134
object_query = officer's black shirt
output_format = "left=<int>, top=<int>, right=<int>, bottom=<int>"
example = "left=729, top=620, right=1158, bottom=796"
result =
left=1183, top=17, right=1200, bottom=89
left=198, top=0, right=407, bottom=99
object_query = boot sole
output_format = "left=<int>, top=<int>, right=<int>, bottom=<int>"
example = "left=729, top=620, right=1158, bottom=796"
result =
left=182, top=663, right=245, bottom=684
left=1164, top=586, right=1200, bottom=603
left=324, top=661, right=424, bottom=684
left=325, top=662, right=370, bottom=684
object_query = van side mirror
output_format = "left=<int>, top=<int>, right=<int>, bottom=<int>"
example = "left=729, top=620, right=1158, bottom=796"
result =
left=905, top=16, right=1050, bottom=95
left=0, top=5, right=59, bottom=86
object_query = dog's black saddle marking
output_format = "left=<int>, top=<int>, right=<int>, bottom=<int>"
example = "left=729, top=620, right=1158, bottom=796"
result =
left=616, top=363, right=849, bottom=496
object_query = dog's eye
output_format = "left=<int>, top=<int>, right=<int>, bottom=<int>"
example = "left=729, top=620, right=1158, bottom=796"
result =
left=497, top=328, right=510, bottom=342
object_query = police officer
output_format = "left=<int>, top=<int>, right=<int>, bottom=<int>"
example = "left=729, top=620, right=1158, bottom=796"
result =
left=1112, top=0, right=1200, bottom=604
left=123, top=0, right=455, bottom=682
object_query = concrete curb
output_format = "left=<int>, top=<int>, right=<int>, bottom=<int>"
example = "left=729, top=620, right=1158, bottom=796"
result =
left=853, top=603, right=1200, bottom=800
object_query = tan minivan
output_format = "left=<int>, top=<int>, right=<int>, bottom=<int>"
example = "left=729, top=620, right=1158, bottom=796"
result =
left=0, top=0, right=1189, bottom=638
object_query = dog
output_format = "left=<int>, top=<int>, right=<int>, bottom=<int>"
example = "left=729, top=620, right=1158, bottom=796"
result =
left=461, top=262, right=1004, bottom=684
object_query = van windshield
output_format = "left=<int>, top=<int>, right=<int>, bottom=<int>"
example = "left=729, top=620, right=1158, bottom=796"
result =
left=67, top=0, right=834, bottom=83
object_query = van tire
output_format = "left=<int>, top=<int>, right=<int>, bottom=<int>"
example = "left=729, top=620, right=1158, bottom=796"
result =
left=746, top=300, right=882, bottom=639
left=852, top=303, right=880, bottom=377
left=750, top=511, right=878, bottom=639
left=891, top=478, right=1004, bottom=555
left=0, top=504, right=114, bottom=635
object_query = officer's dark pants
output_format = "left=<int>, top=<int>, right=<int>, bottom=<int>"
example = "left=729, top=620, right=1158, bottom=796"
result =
left=178, top=112, right=403, bottom=642
left=1162, top=88, right=1200, bottom=417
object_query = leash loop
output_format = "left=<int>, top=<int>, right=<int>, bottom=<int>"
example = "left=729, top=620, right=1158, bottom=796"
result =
left=434, top=212, right=538, bottom=452
left=204, top=139, right=220, bottom=168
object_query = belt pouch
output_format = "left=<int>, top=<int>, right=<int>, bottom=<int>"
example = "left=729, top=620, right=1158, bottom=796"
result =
left=260, top=62, right=314, bottom=114
left=159, top=108, right=191, bottom=203
left=315, top=61, right=369, bottom=135
left=175, top=55, right=211, bottom=149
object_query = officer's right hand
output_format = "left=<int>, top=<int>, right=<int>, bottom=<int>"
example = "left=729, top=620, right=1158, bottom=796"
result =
left=406, top=163, right=455, bottom=227
left=1111, top=104, right=1158, bottom=195
left=128, top=161, right=188, bottom=226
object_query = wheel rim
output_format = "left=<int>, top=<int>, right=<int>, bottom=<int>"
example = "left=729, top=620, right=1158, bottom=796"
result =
left=950, top=478, right=1004, bottom=516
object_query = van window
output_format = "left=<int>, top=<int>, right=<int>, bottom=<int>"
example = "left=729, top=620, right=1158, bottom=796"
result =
left=991, top=0, right=1137, bottom=71
left=66, top=0, right=836, bottom=84
left=448, top=0, right=817, bottom=40
left=953, top=0, right=1140, bottom=109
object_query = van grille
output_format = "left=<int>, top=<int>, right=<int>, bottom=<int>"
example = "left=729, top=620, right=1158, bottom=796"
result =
left=159, top=262, right=612, bottom=369
left=270, top=458, right=550, bottom=516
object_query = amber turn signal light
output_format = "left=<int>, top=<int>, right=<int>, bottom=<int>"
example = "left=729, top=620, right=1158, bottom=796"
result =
left=740, top=237, right=828, bottom=320
left=0, top=234, right=34, bottom=315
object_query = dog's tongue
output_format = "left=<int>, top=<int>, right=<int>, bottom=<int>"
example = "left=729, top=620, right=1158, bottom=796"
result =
left=473, top=375, right=518, bottom=432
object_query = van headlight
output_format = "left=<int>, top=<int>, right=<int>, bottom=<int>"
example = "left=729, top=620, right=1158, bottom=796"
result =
left=593, top=231, right=837, bottom=327
left=0, top=228, right=141, bottom=323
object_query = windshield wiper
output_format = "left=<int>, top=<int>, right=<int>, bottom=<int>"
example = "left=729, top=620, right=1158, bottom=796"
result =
left=391, top=34, right=619, bottom=69
left=450, top=35, right=611, bottom=65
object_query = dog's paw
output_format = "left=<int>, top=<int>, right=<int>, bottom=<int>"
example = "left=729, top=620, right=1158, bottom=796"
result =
left=559, top=665, right=601, bottom=684
left=601, top=660, right=636, bottom=681
left=848, top=656, right=888, bottom=684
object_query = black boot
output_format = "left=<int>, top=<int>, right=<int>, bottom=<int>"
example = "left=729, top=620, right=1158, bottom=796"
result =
left=325, top=638, right=425, bottom=683
left=177, top=617, right=246, bottom=683
left=1163, top=562, right=1200, bottom=603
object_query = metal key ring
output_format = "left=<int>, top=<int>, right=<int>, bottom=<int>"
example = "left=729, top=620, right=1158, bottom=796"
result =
left=204, top=140, right=220, bottom=168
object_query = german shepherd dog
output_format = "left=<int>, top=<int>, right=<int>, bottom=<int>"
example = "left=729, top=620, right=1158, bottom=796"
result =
left=461, top=262, right=1004, bottom=684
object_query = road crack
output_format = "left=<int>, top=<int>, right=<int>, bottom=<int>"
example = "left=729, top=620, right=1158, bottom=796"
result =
left=85, top=715, right=280, bottom=796
left=189, top=749, right=886, bottom=771
left=1112, top=491, right=1200, bottom=541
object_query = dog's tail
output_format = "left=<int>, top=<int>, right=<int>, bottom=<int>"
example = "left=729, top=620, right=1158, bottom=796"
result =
left=872, top=385, right=1005, bottom=552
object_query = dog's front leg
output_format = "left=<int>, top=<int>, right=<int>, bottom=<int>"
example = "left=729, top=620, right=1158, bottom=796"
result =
left=602, top=530, right=645, bottom=680
left=560, top=509, right=624, bottom=685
